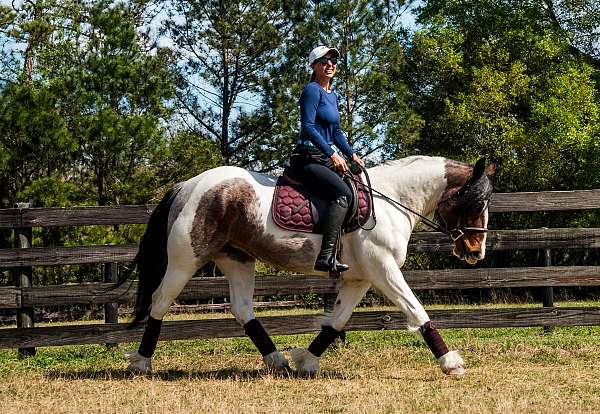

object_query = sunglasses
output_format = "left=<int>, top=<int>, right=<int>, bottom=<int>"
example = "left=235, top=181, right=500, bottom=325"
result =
left=315, top=56, right=338, bottom=65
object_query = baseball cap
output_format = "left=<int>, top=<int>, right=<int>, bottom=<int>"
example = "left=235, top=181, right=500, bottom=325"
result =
left=308, top=46, right=340, bottom=65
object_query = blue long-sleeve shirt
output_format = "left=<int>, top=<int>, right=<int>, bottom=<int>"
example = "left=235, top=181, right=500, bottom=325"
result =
left=298, top=82, right=354, bottom=158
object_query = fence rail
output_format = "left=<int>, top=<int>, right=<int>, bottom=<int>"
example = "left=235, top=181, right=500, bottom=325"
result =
left=0, top=228, right=599, bottom=268
left=0, top=189, right=599, bottom=230
left=1, top=188, right=600, bottom=351
left=1, top=307, right=600, bottom=349
left=2, top=266, right=600, bottom=309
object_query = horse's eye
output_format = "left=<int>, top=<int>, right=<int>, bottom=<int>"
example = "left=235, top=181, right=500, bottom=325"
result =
left=468, top=202, right=482, bottom=215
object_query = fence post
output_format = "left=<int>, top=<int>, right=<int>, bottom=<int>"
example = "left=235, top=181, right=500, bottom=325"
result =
left=12, top=202, right=36, bottom=357
left=104, top=262, right=119, bottom=349
left=543, top=246, right=554, bottom=334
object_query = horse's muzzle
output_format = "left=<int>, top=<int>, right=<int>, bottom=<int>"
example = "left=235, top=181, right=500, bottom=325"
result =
left=453, top=241, right=483, bottom=264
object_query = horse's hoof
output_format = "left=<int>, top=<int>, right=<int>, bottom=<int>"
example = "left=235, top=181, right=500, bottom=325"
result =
left=445, top=366, right=466, bottom=376
left=124, top=350, right=152, bottom=375
left=291, top=348, right=320, bottom=377
left=263, top=351, right=291, bottom=374
left=438, top=350, right=465, bottom=377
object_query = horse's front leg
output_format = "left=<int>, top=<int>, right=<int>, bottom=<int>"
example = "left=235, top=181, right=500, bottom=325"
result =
left=214, top=256, right=289, bottom=373
left=369, top=255, right=466, bottom=376
left=291, top=279, right=371, bottom=376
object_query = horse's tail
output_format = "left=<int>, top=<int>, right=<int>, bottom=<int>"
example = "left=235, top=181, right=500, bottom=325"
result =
left=128, top=185, right=182, bottom=328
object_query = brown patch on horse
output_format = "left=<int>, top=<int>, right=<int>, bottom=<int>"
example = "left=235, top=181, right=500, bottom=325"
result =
left=437, top=160, right=472, bottom=226
left=190, top=178, right=315, bottom=268
left=443, top=160, right=472, bottom=199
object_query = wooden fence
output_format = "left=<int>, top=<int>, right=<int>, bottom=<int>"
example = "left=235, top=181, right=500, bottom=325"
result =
left=1, top=190, right=600, bottom=353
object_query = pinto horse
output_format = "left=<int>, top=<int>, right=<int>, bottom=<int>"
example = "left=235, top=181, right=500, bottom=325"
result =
left=124, top=156, right=495, bottom=376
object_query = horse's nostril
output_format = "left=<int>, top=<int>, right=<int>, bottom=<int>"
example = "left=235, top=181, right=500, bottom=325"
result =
left=468, top=251, right=481, bottom=260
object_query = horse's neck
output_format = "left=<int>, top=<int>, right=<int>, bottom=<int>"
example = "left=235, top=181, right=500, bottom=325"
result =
left=367, top=157, right=448, bottom=225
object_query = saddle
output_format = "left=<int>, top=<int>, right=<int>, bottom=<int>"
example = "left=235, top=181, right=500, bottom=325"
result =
left=272, top=167, right=373, bottom=234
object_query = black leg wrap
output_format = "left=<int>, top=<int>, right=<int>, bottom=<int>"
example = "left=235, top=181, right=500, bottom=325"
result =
left=243, top=319, right=277, bottom=357
left=138, top=316, right=163, bottom=358
left=420, top=321, right=449, bottom=359
left=308, top=325, right=341, bottom=357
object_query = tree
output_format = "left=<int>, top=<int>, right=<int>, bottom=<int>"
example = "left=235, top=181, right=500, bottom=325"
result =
left=318, top=0, right=423, bottom=159
left=248, top=0, right=422, bottom=171
left=542, top=0, right=600, bottom=66
left=406, top=0, right=600, bottom=192
left=0, top=0, right=78, bottom=211
left=166, top=0, right=305, bottom=166
left=0, top=1, right=178, bottom=207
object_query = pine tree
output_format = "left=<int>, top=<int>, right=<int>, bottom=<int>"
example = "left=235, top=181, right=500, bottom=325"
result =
left=166, top=0, right=305, bottom=166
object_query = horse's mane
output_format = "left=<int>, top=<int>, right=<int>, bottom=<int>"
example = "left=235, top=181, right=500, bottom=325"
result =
left=371, top=155, right=447, bottom=172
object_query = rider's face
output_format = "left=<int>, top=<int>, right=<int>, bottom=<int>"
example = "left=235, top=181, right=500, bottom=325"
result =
left=311, top=53, right=337, bottom=82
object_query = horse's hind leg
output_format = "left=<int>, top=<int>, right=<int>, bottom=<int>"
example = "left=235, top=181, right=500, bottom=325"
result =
left=291, top=279, right=371, bottom=376
left=126, top=259, right=198, bottom=374
left=214, top=255, right=290, bottom=373
left=368, top=254, right=465, bottom=376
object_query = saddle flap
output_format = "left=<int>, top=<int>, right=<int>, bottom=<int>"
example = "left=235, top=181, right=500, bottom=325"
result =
left=272, top=176, right=315, bottom=232
left=272, top=172, right=373, bottom=234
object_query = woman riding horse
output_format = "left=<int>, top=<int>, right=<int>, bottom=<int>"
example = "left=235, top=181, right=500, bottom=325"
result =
left=124, top=156, right=494, bottom=376
left=290, top=45, right=365, bottom=273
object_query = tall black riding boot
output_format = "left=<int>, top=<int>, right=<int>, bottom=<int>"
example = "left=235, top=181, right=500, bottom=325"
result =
left=314, top=195, right=350, bottom=272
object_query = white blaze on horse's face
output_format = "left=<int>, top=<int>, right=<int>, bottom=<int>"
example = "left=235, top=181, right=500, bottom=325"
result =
left=454, top=204, right=489, bottom=265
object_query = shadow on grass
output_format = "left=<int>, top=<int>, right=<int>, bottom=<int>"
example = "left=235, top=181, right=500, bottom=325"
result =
left=43, top=367, right=347, bottom=381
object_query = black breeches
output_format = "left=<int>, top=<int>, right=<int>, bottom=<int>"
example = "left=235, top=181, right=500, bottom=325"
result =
left=290, top=146, right=352, bottom=202
left=302, top=163, right=352, bottom=202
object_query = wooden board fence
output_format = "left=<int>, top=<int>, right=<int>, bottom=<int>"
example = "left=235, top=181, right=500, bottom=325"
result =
left=1, top=188, right=600, bottom=351
left=2, top=266, right=600, bottom=309
left=1, top=189, right=599, bottom=229
left=0, top=228, right=599, bottom=268
left=1, top=307, right=599, bottom=349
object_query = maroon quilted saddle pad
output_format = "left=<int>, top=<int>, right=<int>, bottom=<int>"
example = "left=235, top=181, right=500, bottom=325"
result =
left=272, top=173, right=372, bottom=234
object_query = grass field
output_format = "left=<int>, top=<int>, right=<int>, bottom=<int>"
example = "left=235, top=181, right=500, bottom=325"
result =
left=1, top=305, right=600, bottom=414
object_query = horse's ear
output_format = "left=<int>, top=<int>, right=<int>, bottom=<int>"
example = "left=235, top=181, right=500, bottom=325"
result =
left=486, top=162, right=496, bottom=177
left=472, top=158, right=486, bottom=180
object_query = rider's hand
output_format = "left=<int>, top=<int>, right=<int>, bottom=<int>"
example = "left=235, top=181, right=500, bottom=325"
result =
left=330, top=153, right=349, bottom=173
left=351, top=153, right=365, bottom=167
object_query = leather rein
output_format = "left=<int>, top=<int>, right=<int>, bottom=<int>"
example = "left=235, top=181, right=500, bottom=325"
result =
left=344, top=164, right=489, bottom=242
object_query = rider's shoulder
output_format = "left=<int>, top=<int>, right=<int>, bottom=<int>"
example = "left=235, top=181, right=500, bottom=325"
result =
left=303, top=82, right=323, bottom=95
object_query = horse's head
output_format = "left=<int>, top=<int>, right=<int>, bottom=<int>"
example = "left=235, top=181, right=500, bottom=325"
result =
left=436, top=159, right=496, bottom=265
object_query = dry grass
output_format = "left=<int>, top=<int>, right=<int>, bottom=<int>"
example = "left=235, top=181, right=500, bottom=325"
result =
left=1, top=306, right=600, bottom=414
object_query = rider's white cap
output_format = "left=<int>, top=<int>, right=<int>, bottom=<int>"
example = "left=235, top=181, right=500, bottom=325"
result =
left=308, top=46, right=340, bottom=65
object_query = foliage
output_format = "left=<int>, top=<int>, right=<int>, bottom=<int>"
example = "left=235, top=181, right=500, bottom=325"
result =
left=165, top=0, right=306, bottom=167
left=0, top=0, right=599, bottom=287
left=406, top=0, right=600, bottom=194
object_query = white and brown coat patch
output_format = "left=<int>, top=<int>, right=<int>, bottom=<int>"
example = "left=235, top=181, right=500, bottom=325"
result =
left=189, top=178, right=316, bottom=269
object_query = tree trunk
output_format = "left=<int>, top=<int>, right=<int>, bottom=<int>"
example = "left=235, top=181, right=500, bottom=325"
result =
left=220, top=0, right=230, bottom=164
left=22, top=2, right=44, bottom=84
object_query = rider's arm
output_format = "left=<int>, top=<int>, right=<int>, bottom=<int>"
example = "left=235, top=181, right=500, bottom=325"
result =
left=300, top=85, right=335, bottom=157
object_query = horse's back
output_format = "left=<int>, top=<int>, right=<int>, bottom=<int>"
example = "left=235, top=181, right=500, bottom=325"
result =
left=166, top=166, right=276, bottom=252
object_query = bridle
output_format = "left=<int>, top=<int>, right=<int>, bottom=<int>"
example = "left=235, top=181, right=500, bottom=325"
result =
left=344, top=165, right=491, bottom=242
left=435, top=198, right=490, bottom=242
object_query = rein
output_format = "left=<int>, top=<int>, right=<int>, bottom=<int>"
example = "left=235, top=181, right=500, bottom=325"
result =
left=344, top=164, right=488, bottom=242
